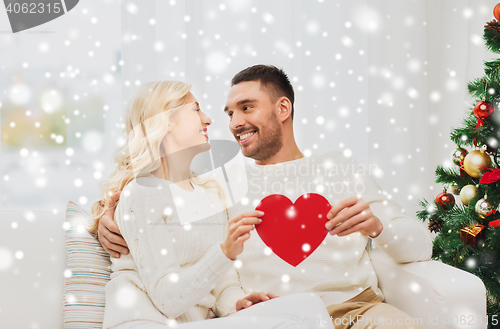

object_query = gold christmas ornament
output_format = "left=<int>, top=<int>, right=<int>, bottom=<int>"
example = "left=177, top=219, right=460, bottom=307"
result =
left=463, top=149, right=492, bottom=178
left=460, top=184, right=479, bottom=205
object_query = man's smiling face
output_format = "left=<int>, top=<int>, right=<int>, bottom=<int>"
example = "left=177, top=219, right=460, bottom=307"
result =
left=224, top=80, right=283, bottom=161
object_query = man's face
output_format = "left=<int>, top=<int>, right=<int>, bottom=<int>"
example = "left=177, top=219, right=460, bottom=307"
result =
left=224, top=81, right=283, bottom=161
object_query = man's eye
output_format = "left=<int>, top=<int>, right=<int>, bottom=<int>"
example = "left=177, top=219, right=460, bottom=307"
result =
left=243, top=106, right=251, bottom=110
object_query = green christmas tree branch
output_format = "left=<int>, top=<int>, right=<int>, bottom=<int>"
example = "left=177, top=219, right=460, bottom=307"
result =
left=449, top=112, right=498, bottom=148
left=484, top=58, right=500, bottom=81
left=484, top=21, right=500, bottom=54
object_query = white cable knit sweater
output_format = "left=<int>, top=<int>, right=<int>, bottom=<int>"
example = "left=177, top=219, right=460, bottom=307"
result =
left=229, top=151, right=433, bottom=307
left=102, top=174, right=246, bottom=329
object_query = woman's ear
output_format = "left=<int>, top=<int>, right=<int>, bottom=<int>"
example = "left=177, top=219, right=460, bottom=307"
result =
left=166, top=115, right=177, bottom=132
left=166, top=108, right=181, bottom=132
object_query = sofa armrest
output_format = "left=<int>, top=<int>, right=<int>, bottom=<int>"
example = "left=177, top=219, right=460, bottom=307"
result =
left=369, top=245, right=487, bottom=329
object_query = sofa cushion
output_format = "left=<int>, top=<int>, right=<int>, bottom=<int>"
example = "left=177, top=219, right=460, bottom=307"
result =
left=64, top=201, right=111, bottom=328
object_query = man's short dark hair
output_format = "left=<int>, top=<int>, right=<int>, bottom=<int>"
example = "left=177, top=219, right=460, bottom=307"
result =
left=231, top=65, right=295, bottom=120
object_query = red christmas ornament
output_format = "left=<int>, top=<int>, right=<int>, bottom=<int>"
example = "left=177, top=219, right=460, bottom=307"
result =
left=255, top=193, right=331, bottom=267
left=435, top=188, right=455, bottom=210
left=494, top=3, right=500, bottom=21
left=474, top=100, right=494, bottom=126
left=473, top=100, right=495, bottom=147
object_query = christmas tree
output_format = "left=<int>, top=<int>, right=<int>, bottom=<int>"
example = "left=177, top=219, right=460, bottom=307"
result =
left=416, top=14, right=500, bottom=326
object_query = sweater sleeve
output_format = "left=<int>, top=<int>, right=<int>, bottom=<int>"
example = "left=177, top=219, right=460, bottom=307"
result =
left=210, top=194, right=247, bottom=317
left=115, top=183, right=235, bottom=319
left=336, top=152, right=433, bottom=263
left=211, top=266, right=247, bottom=317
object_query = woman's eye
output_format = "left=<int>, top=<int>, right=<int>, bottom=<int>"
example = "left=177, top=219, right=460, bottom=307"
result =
left=196, top=108, right=200, bottom=112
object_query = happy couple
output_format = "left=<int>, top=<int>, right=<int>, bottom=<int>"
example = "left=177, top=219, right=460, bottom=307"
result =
left=91, top=64, right=431, bottom=329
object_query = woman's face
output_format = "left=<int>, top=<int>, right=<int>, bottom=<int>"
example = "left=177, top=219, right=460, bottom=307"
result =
left=166, top=92, right=212, bottom=153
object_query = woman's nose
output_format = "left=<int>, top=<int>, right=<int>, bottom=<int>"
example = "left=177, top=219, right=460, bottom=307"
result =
left=201, top=112, right=212, bottom=126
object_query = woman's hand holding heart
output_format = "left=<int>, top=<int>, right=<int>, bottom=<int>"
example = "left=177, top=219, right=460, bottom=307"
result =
left=325, top=195, right=383, bottom=238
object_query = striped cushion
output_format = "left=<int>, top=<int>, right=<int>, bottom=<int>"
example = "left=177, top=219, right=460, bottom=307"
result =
left=64, top=201, right=111, bottom=328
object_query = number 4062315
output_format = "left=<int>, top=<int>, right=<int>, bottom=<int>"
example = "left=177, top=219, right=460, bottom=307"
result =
left=6, top=2, right=62, bottom=14
left=443, top=315, right=498, bottom=326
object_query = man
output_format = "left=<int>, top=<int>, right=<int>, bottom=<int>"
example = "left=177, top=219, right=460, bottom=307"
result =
left=98, top=65, right=431, bottom=329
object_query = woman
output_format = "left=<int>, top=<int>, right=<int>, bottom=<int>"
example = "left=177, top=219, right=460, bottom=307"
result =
left=90, top=81, right=334, bottom=329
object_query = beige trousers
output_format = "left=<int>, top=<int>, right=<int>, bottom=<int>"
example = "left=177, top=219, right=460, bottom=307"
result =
left=327, top=287, right=425, bottom=329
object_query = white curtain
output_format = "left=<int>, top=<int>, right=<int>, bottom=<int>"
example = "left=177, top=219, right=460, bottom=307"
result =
left=120, top=0, right=497, bottom=218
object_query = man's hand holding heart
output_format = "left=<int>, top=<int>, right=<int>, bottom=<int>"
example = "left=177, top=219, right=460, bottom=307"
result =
left=325, top=195, right=384, bottom=238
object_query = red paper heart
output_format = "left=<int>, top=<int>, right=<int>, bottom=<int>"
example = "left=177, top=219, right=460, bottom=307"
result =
left=255, top=193, right=331, bottom=267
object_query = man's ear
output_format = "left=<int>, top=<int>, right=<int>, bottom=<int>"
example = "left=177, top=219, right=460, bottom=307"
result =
left=276, top=96, right=292, bottom=123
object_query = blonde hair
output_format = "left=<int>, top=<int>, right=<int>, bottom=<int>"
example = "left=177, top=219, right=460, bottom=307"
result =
left=89, top=80, right=227, bottom=234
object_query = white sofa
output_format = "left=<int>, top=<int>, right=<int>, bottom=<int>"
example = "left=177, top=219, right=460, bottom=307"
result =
left=0, top=208, right=487, bottom=329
